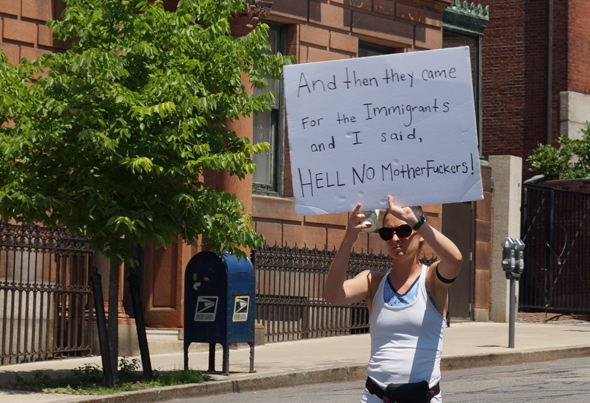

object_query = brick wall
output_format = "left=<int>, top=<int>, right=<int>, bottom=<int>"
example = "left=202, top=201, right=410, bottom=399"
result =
left=479, top=1, right=590, bottom=180
left=541, top=179, right=590, bottom=194
left=271, top=0, right=449, bottom=61
left=478, top=0, right=551, bottom=178
left=0, top=0, right=68, bottom=63
left=568, top=0, right=590, bottom=94
left=473, top=165, right=492, bottom=313
left=253, top=194, right=443, bottom=258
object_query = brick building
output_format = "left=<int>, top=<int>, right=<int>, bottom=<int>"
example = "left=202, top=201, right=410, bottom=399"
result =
left=475, top=0, right=590, bottom=321
left=478, top=0, right=590, bottom=178
left=0, top=2, right=67, bottom=63
left=0, top=0, right=500, bottom=347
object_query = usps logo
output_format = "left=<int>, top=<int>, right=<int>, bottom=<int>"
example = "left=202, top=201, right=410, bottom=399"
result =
left=232, top=296, right=250, bottom=322
left=194, top=296, right=218, bottom=322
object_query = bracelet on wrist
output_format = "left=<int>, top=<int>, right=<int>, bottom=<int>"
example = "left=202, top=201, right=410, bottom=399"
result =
left=413, top=215, right=425, bottom=230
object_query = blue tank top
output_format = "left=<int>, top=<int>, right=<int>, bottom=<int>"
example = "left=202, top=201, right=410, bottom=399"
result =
left=384, top=272, right=441, bottom=314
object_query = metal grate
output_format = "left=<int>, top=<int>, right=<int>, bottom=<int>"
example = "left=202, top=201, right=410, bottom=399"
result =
left=0, top=220, right=94, bottom=365
left=252, top=244, right=393, bottom=342
left=520, top=185, right=590, bottom=313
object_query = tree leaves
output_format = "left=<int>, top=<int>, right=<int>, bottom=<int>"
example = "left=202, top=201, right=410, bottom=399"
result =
left=0, top=0, right=291, bottom=262
left=528, top=122, right=590, bottom=180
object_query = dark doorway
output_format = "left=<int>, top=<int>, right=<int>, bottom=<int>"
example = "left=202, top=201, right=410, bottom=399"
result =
left=442, top=202, right=474, bottom=321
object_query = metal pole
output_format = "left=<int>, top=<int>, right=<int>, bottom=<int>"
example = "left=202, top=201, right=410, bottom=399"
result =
left=128, top=269, right=153, bottom=380
left=184, top=341, right=189, bottom=371
left=546, top=191, right=555, bottom=308
left=90, top=267, right=114, bottom=386
left=208, top=343, right=216, bottom=372
left=508, top=275, right=516, bottom=348
left=546, top=0, right=554, bottom=145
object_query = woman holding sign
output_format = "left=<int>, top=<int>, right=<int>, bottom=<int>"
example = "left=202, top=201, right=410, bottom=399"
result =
left=324, top=195, right=462, bottom=403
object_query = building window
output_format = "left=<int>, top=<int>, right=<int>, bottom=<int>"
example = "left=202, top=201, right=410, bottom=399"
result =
left=358, top=41, right=396, bottom=58
left=253, top=23, right=286, bottom=196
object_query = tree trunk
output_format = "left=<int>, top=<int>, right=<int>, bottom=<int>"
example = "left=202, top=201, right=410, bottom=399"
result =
left=108, top=259, right=120, bottom=383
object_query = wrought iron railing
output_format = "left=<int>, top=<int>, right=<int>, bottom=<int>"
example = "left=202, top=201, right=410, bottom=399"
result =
left=0, top=220, right=93, bottom=365
left=520, top=185, right=590, bottom=313
left=252, top=243, right=394, bottom=342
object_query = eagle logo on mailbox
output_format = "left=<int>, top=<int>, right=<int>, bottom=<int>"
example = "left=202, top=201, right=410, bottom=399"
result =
left=194, top=296, right=218, bottom=322
left=232, top=296, right=250, bottom=322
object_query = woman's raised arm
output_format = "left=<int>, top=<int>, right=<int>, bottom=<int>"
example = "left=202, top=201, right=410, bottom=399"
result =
left=324, top=204, right=373, bottom=305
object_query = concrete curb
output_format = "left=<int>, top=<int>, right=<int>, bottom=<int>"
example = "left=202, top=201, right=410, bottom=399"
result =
left=442, top=345, right=590, bottom=370
left=59, top=345, right=590, bottom=403
left=60, top=366, right=368, bottom=403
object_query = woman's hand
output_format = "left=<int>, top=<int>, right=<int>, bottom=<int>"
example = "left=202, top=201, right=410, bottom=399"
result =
left=343, top=203, right=371, bottom=243
left=386, top=195, right=420, bottom=227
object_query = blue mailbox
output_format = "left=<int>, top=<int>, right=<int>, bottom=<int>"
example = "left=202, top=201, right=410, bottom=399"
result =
left=183, top=251, right=256, bottom=375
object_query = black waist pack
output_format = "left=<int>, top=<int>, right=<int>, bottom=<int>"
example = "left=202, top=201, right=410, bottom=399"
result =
left=365, top=376, right=439, bottom=403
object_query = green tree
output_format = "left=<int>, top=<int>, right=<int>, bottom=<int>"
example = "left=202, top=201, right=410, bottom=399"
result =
left=0, top=0, right=292, bottom=381
left=528, top=122, right=590, bottom=180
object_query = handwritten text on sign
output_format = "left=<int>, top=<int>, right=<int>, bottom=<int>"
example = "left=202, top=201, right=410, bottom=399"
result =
left=283, top=47, right=484, bottom=216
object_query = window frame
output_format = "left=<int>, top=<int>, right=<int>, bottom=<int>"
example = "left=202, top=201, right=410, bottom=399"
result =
left=358, top=41, right=397, bottom=58
left=252, top=22, right=287, bottom=197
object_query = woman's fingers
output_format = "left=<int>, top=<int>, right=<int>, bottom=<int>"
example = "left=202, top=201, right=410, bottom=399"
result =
left=387, top=195, right=414, bottom=223
left=351, top=204, right=366, bottom=227
left=387, top=195, right=403, bottom=215
left=352, top=203, right=363, bottom=216
left=348, top=203, right=372, bottom=231
left=387, top=195, right=395, bottom=209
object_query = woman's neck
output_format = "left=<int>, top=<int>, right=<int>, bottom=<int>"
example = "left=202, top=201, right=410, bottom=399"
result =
left=389, top=256, right=422, bottom=286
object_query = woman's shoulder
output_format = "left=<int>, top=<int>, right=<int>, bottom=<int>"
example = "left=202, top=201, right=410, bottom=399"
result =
left=365, top=270, right=388, bottom=309
left=352, top=269, right=386, bottom=284
left=368, top=270, right=388, bottom=293
left=369, top=270, right=387, bottom=282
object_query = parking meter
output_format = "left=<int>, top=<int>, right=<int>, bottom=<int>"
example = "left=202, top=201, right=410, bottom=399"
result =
left=514, top=238, right=525, bottom=276
left=503, top=237, right=525, bottom=348
left=501, top=237, right=517, bottom=279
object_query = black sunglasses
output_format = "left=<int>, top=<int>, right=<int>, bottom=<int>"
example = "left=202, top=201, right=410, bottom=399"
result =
left=378, top=225, right=413, bottom=241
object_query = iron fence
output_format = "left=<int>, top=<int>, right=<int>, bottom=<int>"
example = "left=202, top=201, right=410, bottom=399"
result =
left=520, top=185, right=590, bottom=313
left=0, top=220, right=93, bottom=365
left=252, top=244, right=394, bottom=342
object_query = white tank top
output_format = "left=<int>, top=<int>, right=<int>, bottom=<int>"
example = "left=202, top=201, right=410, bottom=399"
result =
left=361, top=265, right=445, bottom=403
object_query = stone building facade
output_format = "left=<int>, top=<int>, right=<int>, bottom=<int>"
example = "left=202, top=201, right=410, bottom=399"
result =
left=1, top=0, right=497, bottom=331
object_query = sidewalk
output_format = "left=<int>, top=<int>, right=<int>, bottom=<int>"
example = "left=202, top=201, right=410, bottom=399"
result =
left=2, top=319, right=590, bottom=402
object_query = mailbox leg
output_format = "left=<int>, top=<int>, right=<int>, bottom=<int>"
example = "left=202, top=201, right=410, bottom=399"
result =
left=184, top=341, right=189, bottom=371
left=222, top=343, right=230, bottom=376
left=249, top=342, right=255, bottom=373
left=208, top=343, right=215, bottom=372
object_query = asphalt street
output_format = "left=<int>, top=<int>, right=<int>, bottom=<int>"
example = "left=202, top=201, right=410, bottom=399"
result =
left=171, top=356, right=590, bottom=402
left=3, top=320, right=590, bottom=403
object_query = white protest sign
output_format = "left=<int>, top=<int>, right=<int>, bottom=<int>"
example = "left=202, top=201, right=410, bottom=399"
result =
left=283, top=46, right=483, bottom=216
